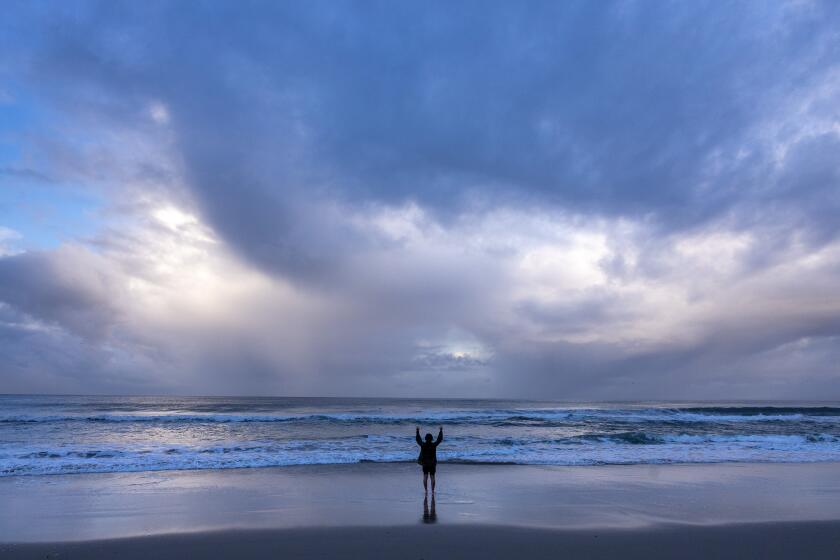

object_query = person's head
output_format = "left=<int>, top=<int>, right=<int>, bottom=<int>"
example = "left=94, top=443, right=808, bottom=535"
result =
left=425, top=433, right=433, bottom=442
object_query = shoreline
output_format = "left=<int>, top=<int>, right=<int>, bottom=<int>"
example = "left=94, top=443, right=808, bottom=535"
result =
left=5, top=456, right=840, bottom=479
left=4, top=462, right=840, bottom=543
left=5, top=462, right=840, bottom=558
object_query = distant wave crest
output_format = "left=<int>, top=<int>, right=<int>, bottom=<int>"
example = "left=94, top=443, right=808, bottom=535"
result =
left=2, top=406, right=839, bottom=426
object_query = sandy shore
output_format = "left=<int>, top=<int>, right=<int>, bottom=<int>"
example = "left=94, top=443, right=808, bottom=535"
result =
left=4, top=521, right=840, bottom=559
left=3, top=462, right=840, bottom=557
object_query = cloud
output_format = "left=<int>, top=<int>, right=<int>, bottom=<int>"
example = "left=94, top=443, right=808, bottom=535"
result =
left=6, top=1, right=836, bottom=272
left=0, top=227, right=22, bottom=256
left=0, top=1, right=839, bottom=397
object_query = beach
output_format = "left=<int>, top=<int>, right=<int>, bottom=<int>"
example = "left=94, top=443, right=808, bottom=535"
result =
left=3, top=462, right=840, bottom=558
left=5, top=1, right=840, bottom=556
left=4, top=397, right=840, bottom=557
left=6, top=522, right=840, bottom=560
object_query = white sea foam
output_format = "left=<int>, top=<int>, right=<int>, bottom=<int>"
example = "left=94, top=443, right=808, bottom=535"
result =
left=2, top=432, right=840, bottom=476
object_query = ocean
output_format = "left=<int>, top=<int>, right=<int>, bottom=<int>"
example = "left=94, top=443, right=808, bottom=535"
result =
left=2, top=395, right=840, bottom=476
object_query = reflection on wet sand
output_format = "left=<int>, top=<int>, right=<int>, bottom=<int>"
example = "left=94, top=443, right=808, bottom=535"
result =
left=423, top=495, right=437, bottom=524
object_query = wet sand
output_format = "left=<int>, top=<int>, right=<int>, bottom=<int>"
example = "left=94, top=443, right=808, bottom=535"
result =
left=2, top=462, right=840, bottom=557
left=5, top=521, right=840, bottom=560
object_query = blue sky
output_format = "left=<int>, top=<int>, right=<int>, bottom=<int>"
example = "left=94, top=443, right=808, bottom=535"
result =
left=0, top=84, right=103, bottom=251
left=0, top=0, right=839, bottom=398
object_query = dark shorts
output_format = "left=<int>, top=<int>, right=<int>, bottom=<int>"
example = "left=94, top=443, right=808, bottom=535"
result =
left=422, top=463, right=436, bottom=475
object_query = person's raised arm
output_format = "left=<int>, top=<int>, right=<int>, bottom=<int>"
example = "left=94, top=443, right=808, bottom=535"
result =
left=416, top=426, right=423, bottom=446
left=435, top=426, right=443, bottom=446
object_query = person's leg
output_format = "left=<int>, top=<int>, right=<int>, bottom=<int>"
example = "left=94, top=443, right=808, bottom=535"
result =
left=431, top=473, right=436, bottom=494
left=423, top=471, right=428, bottom=493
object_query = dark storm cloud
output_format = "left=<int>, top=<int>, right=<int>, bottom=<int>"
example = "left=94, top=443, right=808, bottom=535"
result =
left=1, top=1, right=839, bottom=397
left=7, top=0, right=836, bottom=278
left=0, top=248, right=121, bottom=340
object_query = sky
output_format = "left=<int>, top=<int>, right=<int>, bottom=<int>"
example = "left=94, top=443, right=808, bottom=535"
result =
left=0, top=0, right=839, bottom=399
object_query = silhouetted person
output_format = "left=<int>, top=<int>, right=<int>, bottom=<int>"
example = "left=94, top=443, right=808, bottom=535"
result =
left=416, top=426, right=443, bottom=494
left=423, top=494, right=437, bottom=523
